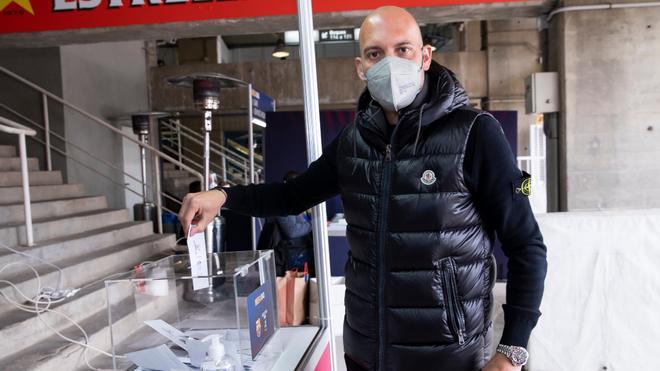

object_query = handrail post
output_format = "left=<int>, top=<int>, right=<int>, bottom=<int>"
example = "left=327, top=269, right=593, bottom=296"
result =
left=18, top=133, right=34, bottom=246
left=139, top=141, right=148, bottom=205
left=175, top=119, right=183, bottom=167
left=221, top=155, right=227, bottom=183
left=153, top=154, right=163, bottom=234
left=42, top=94, right=52, bottom=171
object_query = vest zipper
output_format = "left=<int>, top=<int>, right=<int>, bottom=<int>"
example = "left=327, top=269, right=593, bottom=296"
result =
left=442, top=257, right=466, bottom=345
left=378, top=143, right=393, bottom=370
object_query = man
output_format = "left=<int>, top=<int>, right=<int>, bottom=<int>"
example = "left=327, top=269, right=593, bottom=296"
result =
left=179, top=6, right=547, bottom=371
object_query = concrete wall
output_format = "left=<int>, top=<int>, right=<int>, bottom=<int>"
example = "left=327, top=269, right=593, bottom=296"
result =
left=150, top=50, right=489, bottom=112
left=0, top=47, right=67, bottom=176
left=60, top=41, right=150, bottom=209
left=485, top=18, right=543, bottom=156
left=550, top=2, right=660, bottom=210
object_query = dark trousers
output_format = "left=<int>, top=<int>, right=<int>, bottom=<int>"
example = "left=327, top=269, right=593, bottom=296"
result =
left=345, top=354, right=368, bottom=371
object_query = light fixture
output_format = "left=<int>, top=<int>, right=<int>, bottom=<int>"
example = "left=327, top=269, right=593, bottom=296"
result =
left=272, top=39, right=290, bottom=59
left=284, top=30, right=320, bottom=45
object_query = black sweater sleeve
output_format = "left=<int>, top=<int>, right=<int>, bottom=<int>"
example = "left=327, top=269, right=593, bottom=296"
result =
left=221, top=136, right=341, bottom=217
left=463, top=114, right=548, bottom=348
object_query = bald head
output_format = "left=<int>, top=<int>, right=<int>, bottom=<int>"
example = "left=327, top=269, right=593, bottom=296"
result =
left=355, top=6, right=432, bottom=81
left=359, top=6, right=423, bottom=56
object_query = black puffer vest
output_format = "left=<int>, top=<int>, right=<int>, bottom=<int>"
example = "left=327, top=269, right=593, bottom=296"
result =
left=336, top=62, right=496, bottom=370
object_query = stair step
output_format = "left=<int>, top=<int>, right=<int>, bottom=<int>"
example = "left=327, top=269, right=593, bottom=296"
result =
left=0, top=171, right=63, bottom=187
left=0, top=157, right=39, bottom=171
left=0, top=235, right=174, bottom=363
left=0, top=183, right=86, bottom=204
left=0, top=221, right=154, bottom=276
left=0, top=145, right=16, bottom=157
left=0, top=195, right=107, bottom=224
left=0, top=208, right=130, bottom=247
left=0, top=283, right=177, bottom=371
left=164, top=175, right=198, bottom=189
left=163, top=169, right=194, bottom=179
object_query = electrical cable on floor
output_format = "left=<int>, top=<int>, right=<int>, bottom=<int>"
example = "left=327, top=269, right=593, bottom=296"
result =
left=0, top=243, right=72, bottom=299
left=0, top=241, right=127, bottom=370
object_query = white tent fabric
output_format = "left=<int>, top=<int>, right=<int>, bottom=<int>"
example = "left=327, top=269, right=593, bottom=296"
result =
left=528, top=209, right=660, bottom=370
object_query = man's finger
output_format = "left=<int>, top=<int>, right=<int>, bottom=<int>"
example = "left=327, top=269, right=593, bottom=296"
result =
left=190, top=213, right=214, bottom=236
left=178, top=195, right=199, bottom=235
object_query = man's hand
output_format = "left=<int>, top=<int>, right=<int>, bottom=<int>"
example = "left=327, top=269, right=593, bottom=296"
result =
left=178, top=190, right=226, bottom=236
left=482, top=352, right=521, bottom=371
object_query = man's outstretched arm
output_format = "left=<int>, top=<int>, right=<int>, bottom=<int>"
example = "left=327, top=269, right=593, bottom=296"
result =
left=178, top=136, right=341, bottom=235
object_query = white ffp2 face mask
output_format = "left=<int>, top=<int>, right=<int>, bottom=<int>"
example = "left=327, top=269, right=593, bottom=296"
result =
left=364, top=56, right=423, bottom=112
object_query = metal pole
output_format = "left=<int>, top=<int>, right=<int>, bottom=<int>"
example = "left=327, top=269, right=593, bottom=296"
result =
left=139, top=135, right=148, bottom=205
left=203, top=111, right=212, bottom=192
left=243, top=161, right=248, bottom=185
left=221, top=156, right=227, bottom=184
left=176, top=119, right=183, bottom=167
left=203, top=110, right=214, bottom=254
left=18, top=133, right=34, bottom=246
left=153, top=154, right=163, bottom=234
left=296, top=0, right=335, bottom=369
left=41, top=94, right=52, bottom=171
left=248, top=84, right=257, bottom=251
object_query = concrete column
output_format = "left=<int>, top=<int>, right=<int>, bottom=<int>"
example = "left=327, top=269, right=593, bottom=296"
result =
left=485, top=18, right=543, bottom=156
left=549, top=0, right=660, bottom=210
left=460, top=20, right=483, bottom=52
left=217, top=36, right=231, bottom=64
left=60, top=41, right=150, bottom=209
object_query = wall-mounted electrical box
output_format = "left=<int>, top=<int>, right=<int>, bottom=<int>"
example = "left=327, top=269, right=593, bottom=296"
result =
left=525, top=72, right=559, bottom=114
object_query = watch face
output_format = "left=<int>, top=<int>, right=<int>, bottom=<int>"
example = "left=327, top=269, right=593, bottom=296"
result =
left=510, top=347, right=529, bottom=366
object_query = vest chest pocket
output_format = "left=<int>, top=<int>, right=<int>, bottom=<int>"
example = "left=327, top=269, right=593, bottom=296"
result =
left=439, top=257, right=467, bottom=345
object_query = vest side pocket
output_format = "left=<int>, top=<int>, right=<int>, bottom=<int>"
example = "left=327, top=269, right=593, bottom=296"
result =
left=440, top=256, right=467, bottom=345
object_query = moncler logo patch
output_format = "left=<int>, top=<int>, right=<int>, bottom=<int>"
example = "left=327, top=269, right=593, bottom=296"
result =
left=420, top=170, right=436, bottom=186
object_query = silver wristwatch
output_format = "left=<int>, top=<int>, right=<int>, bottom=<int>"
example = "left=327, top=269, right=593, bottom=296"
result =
left=496, top=344, right=529, bottom=367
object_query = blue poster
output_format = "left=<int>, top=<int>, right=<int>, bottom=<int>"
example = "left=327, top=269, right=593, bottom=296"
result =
left=246, top=280, right=275, bottom=359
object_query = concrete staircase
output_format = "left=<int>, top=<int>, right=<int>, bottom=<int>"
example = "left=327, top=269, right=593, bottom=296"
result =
left=0, top=143, right=176, bottom=370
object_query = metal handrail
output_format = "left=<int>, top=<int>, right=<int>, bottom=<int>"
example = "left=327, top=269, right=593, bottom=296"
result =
left=160, top=119, right=261, bottom=174
left=0, top=116, right=36, bottom=136
left=160, top=119, right=263, bottom=185
left=161, top=118, right=264, bottom=182
left=161, top=142, right=221, bottom=176
left=0, top=103, right=155, bottom=191
left=22, top=132, right=154, bottom=206
left=0, top=103, right=183, bottom=204
left=160, top=142, right=255, bottom=186
left=0, top=65, right=204, bottom=235
left=0, top=116, right=36, bottom=246
left=0, top=108, right=192, bottom=231
left=162, top=117, right=258, bottom=167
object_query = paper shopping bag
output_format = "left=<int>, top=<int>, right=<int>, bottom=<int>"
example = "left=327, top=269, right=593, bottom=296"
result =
left=275, top=276, right=287, bottom=326
left=285, top=270, right=308, bottom=326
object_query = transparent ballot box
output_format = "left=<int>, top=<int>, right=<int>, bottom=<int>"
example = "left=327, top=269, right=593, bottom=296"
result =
left=104, top=251, right=282, bottom=370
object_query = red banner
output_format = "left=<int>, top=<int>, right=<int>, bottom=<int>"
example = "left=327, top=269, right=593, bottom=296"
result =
left=0, top=0, right=518, bottom=35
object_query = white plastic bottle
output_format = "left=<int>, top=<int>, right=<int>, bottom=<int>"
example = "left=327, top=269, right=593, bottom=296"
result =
left=201, top=335, right=237, bottom=371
